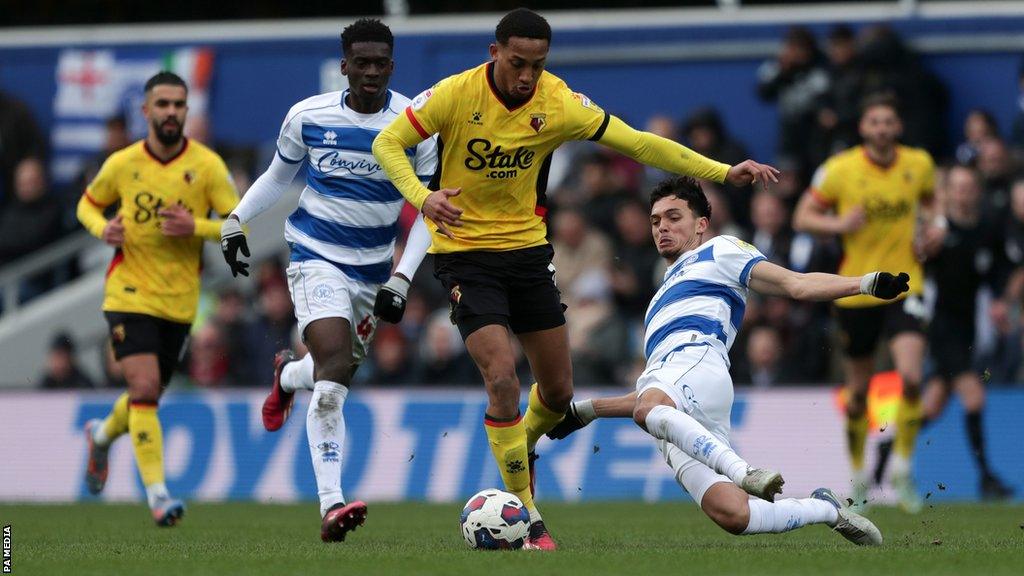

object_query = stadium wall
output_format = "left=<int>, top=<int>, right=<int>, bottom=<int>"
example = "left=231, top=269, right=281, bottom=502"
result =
left=0, top=388, right=1020, bottom=504
left=1, top=10, right=1024, bottom=173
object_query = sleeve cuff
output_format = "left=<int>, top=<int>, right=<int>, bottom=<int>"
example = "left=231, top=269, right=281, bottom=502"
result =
left=277, top=148, right=305, bottom=164
left=740, top=256, right=766, bottom=287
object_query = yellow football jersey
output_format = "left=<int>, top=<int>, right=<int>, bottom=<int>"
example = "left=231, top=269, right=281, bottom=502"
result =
left=83, top=139, right=238, bottom=323
left=811, top=145, right=935, bottom=308
left=405, top=62, right=608, bottom=253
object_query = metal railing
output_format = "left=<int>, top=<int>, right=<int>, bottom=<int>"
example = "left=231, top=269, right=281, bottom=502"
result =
left=0, top=230, right=94, bottom=315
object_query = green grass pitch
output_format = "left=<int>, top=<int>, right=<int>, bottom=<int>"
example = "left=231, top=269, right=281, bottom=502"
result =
left=2, top=502, right=1022, bottom=575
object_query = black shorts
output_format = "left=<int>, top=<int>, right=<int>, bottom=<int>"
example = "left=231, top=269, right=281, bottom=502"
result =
left=927, top=313, right=975, bottom=380
left=105, top=311, right=191, bottom=385
left=834, top=298, right=925, bottom=358
left=433, top=244, right=566, bottom=340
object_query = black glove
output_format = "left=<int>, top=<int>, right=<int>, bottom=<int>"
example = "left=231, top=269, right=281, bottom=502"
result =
left=546, top=403, right=587, bottom=440
left=220, top=216, right=250, bottom=277
left=374, top=275, right=411, bottom=323
left=862, top=271, right=910, bottom=300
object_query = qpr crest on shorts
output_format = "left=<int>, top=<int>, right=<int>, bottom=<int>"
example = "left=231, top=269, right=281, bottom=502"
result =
left=312, top=283, right=335, bottom=303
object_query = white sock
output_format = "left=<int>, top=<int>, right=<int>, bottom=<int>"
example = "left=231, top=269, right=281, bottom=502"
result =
left=645, top=405, right=749, bottom=485
left=281, top=354, right=315, bottom=392
left=307, top=380, right=348, bottom=517
left=743, top=498, right=839, bottom=534
left=145, top=482, right=170, bottom=509
left=92, top=422, right=111, bottom=447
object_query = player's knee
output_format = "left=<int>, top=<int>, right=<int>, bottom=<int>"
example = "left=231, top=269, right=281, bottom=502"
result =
left=127, top=379, right=161, bottom=404
left=704, top=497, right=749, bottom=535
left=315, top=353, right=353, bottom=385
left=539, top=384, right=572, bottom=413
left=632, top=403, right=655, bottom=430
left=961, top=389, right=985, bottom=413
left=718, top=511, right=749, bottom=535
left=484, top=371, right=520, bottom=409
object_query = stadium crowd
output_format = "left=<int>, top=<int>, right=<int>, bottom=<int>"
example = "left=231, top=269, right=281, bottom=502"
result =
left=11, top=24, right=1024, bottom=389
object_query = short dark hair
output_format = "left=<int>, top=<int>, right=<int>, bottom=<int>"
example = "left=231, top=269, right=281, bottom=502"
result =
left=784, top=25, right=817, bottom=53
left=144, top=71, right=187, bottom=94
left=649, top=176, right=712, bottom=220
left=828, top=24, right=855, bottom=43
left=860, top=91, right=901, bottom=118
left=341, top=18, right=394, bottom=55
left=496, top=8, right=551, bottom=45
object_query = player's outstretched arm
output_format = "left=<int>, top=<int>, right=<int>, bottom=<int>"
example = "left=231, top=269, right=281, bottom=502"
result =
left=595, top=115, right=778, bottom=187
left=546, top=391, right=637, bottom=440
left=747, top=259, right=909, bottom=302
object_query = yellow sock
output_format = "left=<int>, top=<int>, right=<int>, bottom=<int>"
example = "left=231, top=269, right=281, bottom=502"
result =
left=100, top=392, right=130, bottom=443
left=485, top=415, right=535, bottom=513
left=129, top=402, right=165, bottom=487
left=846, top=413, right=869, bottom=472
left=524, top=383, right=564, bottom=453
left=894, top=396, right=923, bottom=459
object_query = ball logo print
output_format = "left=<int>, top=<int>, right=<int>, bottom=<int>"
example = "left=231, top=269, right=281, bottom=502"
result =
left=460, top=489, right=530, bottom=550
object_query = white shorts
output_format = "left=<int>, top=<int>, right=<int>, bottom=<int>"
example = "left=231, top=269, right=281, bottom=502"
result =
left=637, top=344, right=735, bottom=507
left=286, top=260, right=379, bottom=365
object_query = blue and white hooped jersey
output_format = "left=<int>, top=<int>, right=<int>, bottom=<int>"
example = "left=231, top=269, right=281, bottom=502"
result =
left=276, top=90, right=437, bottom=284
left=643, top=235, right=766, bottom=368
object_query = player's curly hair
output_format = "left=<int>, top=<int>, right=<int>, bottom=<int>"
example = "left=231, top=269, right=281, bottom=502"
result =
left=649, top=176, right=712, bottom=220
left=144, top=71, right=187, bottom=94
left=341, top=18, right=394, bottom=55
left=496, top=8, right=551, bottom=44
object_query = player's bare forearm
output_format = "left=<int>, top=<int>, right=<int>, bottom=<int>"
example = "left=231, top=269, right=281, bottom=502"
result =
left=783, top=272, right=862, bottom=301
left=593, top=392, right=637, bottom=418
left=749, top=260, right=859, bottom=301
left=546, top=391, right=636, bottom=441
left=750, top=260, right=909, bottom=302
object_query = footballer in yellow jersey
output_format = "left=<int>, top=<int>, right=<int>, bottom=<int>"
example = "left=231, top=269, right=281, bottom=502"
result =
left=374, top=8, right=779, bottom=550
left=809, top=144, right=934, bottom=309
left=794, top=92, right=943, bottom=514
left=76, top=72, right=238, bottom=528
left=80, top=137, right=238, bottom=324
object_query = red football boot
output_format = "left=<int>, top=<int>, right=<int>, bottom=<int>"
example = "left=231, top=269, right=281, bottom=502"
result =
left=523, top=520, right=557, bottom=551
left=261, top=350, right=297, bottom=431
left=320, top=501, right=368, bottom=542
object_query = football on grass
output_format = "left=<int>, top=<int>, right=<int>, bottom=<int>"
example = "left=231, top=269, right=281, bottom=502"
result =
left=460, top=489, right=531, bottom=549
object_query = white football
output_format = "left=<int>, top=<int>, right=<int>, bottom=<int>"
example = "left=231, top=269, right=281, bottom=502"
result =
left=459, top=489, right=531, bottom=550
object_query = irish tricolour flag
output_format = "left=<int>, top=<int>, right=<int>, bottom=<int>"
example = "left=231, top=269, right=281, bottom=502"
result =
left=52, top=47, right=214, bottom=185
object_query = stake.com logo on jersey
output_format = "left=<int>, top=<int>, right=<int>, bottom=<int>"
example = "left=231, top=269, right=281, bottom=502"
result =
left=463, top=138, right=535, bottom=179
